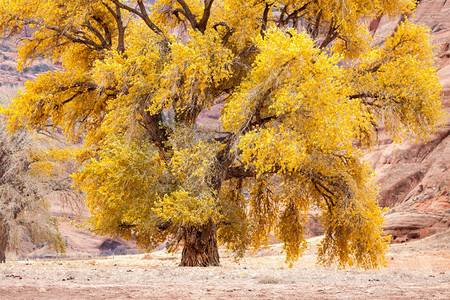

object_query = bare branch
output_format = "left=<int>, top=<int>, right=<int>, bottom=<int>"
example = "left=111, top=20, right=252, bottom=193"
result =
left=279, top=3, right=309, bottom=27
left=172, top=8, right=186, bottom=22
left=225, top=166, right=255, bottom=180
left=310, top=11, right=322, bottom=39
left=115, top=2, right=126, bottom=53
left=288, top=3, right=310, bottom=22
left=92, top=15, right=113, bottom=47
left=41, top=24, right=104, bottom=51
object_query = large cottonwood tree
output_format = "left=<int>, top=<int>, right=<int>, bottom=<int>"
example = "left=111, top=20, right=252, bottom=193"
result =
left=0, top=0, right=445, bottom=267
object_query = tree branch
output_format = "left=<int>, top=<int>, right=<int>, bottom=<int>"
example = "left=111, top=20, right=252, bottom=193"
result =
left=43, top=25, right=104, bottom=51
left=82, top=20, right=111, bottom=50
left=114, top=2, right=126, bottom=53
left=319, top=20, right=339, bottom=49
left=137, top=100, right=172, bottom=162
left=349, top=92, right=394, bottom=107
left=212, top=22, right=234, bottom=44
left=198, top=0, right=215, bottom=33
left=175, top=0, right=200, bottom=30
left=225, top=166, right=255, bottom=180
left=279, top=3, right=309, bottom=27
left=109, top=0, right=166, bottom=38
left=260, top=2, right=272, bottom=37
left=92, top=15, right=113, bottom=48
left=310, top=10, right=322, bottom=39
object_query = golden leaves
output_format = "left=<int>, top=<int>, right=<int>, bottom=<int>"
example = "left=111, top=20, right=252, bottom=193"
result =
left=73, top=138, right=174, bottom=248
left=224, top=28, right=369, bottom=177
left=154, top=188, right=219, bottom=225
left=152, top=29, right=234, bottom=115
left=351, top=20, right=446, bottom=143
left=277, top=201, right=308, bottom=265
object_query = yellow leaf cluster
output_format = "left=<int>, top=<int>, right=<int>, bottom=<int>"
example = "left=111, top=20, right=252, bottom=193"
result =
left=73, top=138, right=176, bottom=250
left=154, top=188, right=219, bottom=225
left=350, top=21, right=446, bottom=142
left=152, top=29, right=233, bottom=115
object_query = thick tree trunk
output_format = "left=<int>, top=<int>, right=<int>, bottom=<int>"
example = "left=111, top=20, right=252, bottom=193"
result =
left=0, top=216, right=8, bottom=263
left=180, top=221, right=220, bottom=267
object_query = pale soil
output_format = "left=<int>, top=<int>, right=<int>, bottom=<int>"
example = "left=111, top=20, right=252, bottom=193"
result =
left=1, top=233, right=449, bottom=300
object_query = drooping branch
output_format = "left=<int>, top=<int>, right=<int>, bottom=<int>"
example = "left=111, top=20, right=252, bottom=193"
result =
left=311, top=178, right=336, bottom=207
left=312, top=180, right=333, bottom=213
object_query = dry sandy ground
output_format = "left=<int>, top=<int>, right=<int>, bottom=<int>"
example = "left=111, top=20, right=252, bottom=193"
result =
left=1, top=233, right=449, bottom=300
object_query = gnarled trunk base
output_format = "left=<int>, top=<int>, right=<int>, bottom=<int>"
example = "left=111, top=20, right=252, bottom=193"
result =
left=0, top=217, right=8, bottom=263
left=180, top=221, right=219, bottom=267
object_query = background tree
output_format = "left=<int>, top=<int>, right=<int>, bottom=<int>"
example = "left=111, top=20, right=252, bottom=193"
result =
left=0, top=87, right=80, bottom=263
left=0, top=0, right=445, bottom=267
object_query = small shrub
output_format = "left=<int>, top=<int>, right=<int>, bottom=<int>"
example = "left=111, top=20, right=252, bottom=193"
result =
left=257, top=273, right=282, bottom=284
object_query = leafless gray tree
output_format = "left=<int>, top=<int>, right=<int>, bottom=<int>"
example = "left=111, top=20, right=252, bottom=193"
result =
left=0, top=86, right=80, bottom=263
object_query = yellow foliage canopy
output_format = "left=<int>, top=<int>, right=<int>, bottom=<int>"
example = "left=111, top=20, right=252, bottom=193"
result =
left=0, top=0, right=446, bottom=268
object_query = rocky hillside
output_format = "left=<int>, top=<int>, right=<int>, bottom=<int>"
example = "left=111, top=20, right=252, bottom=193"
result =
left=0, top=36, right=56, bottom=86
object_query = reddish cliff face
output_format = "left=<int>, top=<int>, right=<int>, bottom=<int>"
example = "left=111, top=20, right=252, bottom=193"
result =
left=369, top=0, right=450, bottom=243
